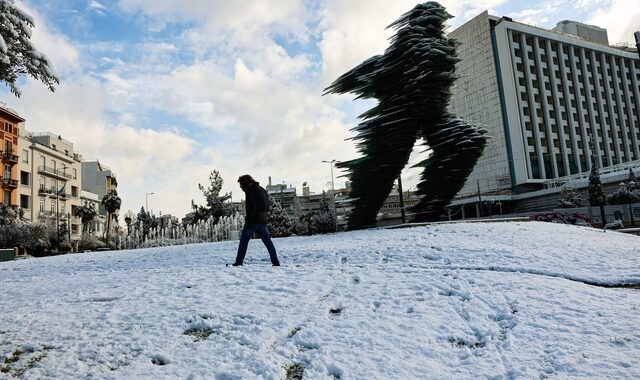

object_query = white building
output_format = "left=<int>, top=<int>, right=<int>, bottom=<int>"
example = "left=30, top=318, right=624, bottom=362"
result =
left=449, top=12, right=640, bottom=214
left=17, top=131, right=83, bottom=238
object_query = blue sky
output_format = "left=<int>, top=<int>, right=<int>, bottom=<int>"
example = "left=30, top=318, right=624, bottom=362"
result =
left=2, top=0, right=638, bottom=218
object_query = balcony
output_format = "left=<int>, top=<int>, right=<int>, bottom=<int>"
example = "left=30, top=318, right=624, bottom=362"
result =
left=38, top=166, right=73, bottom=180
left=39, top=211, right=56, bottom=218
left=1, top=177, right=19, bottom=188
left=38, top=186, right=53, bottom=196
left=2, top=151, right=19, bottom=164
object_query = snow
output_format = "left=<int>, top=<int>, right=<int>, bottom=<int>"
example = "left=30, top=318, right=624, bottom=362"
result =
left=1, top=221, right=639, bottom=379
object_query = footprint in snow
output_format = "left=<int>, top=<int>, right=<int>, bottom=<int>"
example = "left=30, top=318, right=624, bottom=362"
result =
left=151, top=354, right=170, bottom=366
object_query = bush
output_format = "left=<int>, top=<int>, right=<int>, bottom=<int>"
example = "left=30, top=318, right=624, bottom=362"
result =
left=604, top=219, right=624, bottom=230
left=78, top=235, right=106, bottom=251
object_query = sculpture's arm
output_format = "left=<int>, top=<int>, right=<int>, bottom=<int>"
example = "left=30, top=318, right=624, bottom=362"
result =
left=322, top=55, right=381, bottom=97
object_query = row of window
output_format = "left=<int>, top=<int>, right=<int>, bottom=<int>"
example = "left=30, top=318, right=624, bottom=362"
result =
left=509, top=30, right=640, bottom=179
left=3, top=122, right=15, bottom=134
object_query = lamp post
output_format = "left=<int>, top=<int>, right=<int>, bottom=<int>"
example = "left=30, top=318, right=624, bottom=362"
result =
left=56, top=163, right=67, bottom=250
left=322, top=160, right=338, bottom=231
left=635, top=32, right=640, bottom=60
left=145, top=192, right=155, bottom=214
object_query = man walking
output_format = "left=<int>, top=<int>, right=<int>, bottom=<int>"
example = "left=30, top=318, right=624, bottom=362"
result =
left=231, top=175, right=280, bottom=266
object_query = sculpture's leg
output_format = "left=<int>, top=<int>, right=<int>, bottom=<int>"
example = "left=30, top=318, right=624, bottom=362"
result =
left=339, top=117, right=419, bottom=229
left=410, top=118, right=487, bottom=222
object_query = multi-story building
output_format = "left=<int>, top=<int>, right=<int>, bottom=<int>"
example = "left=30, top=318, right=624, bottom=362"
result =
left=81, top=160, right=118, bottom=214
left=265, top=179, right=298, bottom=215
left=378, top=186, right=420, bottom=226
left=18, top=131, right=83, bottom=237
left=448, top=12, right=640, bottom=215
left=0, top=106, right=24, bottom=208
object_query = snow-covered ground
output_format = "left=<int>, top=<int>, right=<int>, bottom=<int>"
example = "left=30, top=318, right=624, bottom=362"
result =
left=1, top=221, right=639, bottom=379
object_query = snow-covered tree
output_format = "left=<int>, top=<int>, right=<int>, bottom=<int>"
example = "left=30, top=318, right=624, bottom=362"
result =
left=101, top=190, right=121, bottom=243
left=0, top=0, right=58, bottom=97
left=74, top=202, right=97, bottom=235
left=136, top=207, right=151, bottom=241
left=588, top=165, right=605, bottom=206
left=0, top=204, right=50, bottom=253
left=191, top=169, right=231, bottom=225
left=310, top=194, right=336, bottom=234
left=558, top=186, right=583, bottom=208
left=607, top=182, right=640, bottom=205
left=266, top=194, right=295, bottom=237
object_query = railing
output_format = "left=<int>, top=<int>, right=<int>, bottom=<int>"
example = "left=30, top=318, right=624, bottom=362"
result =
left=1, top=177, right=18, bottom=187
left=2, top=152, right=19, bottom=163
left=37, top=166, right=73, bottom=179
left=39, top=186, right=53, bottom=195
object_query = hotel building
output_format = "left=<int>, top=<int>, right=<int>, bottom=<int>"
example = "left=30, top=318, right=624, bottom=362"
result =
left=449, top=12, right=640, bottom=214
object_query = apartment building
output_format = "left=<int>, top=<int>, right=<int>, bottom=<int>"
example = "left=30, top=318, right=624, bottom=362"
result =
left=448, top=12, right=640, bottom=214
left=17, top=131, right=83, bottom=237
left=81, top=160, right=118, bottom=216
left=0, top=106, right=24, bottom=207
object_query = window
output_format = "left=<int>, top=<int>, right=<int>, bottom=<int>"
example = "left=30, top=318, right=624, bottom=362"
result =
left=40, top=176, right=46, bottom=191
left=22, top=150, right=28, bottom=163
left=61, top=202, right=66, bottom=215
left=73, top=168, right=77, bottom=179
left=3, top=164, right=10, bottom=178
left=71, top=186, right=78, bottom=197
left=20, top=171, right=30, bottom=185
left=20, top=195, right=29, bottom=209
left=3, top=190, right=10, bottom=205
left=39, top=199, right=45, bottom=213
left=50, top=202, right=55, bottom=214
left=40, top=156, right=45, bottom=168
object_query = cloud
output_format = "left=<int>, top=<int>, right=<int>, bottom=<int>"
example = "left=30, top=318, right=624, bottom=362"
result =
left=88, top=0, right=108, bottom=15
left=12, top=0, right=632, bottom=221
left=585, top=0, right=640, bottom=44
left=117, top=0, right=310, bottom=42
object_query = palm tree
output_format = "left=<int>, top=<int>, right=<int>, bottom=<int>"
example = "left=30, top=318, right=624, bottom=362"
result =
left=101, top=190, right=122, bottom=243
left=74, top=202, right=97, bottom=235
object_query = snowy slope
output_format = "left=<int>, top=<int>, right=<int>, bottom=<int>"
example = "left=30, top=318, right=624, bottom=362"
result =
left=1, top=221, right=639, bottom=379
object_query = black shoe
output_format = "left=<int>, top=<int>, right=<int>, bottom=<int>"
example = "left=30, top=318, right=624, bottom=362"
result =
left=231, top=262, right=242, bottom=266
left=272, top=263, right=281, bottom=267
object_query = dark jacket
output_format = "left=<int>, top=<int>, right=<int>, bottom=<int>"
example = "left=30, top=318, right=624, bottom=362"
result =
left=244, top=182, right=269, bottom=225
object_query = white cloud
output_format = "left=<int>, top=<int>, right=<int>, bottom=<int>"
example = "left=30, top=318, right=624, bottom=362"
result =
left=317, top=0, right=508, bottom=86
left=117, top=0, right=309, bottom=42
left=10, top=0, right=632, bottom=220
left=88, top=0, right=108, bottom=15
left=585, top=0, right=640, bottom=44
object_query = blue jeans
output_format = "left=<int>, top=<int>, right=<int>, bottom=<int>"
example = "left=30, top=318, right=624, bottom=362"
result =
left=235, top=224, right=279, bottom=265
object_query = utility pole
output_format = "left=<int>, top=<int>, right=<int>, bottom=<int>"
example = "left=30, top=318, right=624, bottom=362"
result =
left=146, top=192, right=154, bottom=213
left=397, top=175, right=406, bottom=224
left=476, top=179, right=482, bottom=218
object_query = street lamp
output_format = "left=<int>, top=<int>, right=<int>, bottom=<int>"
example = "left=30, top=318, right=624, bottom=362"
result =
left=322, top=160, right=339, bottom=231
left=145, top=192, right=155, bottom=214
